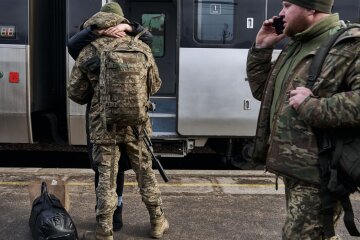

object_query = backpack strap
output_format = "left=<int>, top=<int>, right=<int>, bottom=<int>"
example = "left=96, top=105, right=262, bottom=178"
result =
left=134, top=28, right=147, bottom=42
left=327, top=137, right=344, bottom=193
left=130, top=30, right=154, bottom=105
left=306, top=25, right=360, bottom=89
left=341, top=195, right=360, bottom=236
left=319, top=151, right=337, bottom=238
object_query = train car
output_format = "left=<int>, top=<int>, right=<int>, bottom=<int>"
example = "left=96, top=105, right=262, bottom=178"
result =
left=0, top=0, right=359, bottom=167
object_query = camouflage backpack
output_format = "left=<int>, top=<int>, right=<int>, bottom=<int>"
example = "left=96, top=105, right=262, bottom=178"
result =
left=91, top=32, right=153, bottom=128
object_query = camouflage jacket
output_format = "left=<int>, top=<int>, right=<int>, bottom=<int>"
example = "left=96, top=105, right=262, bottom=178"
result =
left=247, top=15, right=360, bottom=185
left=68, top=12, right=162, bottom=144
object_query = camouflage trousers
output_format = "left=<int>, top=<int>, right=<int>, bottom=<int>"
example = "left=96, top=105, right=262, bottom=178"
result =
left=92, top=141, right=163, bottom=234
left=282, top=178, right=342, bottom=240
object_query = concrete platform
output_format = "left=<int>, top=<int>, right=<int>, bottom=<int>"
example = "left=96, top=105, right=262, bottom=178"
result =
left=0, top=168, right=359, bottom=239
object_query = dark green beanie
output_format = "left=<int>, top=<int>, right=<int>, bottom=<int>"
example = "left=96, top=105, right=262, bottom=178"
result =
left=100, top=2, right=124, bottom=16
left=285, top=0, right=333, bottom=13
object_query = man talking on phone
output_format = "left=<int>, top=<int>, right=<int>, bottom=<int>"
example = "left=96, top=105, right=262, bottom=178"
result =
left=247, top=0, right=360, bottom=239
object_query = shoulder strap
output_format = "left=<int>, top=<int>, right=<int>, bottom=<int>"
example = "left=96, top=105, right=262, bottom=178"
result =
left=134, top=28, right=147, bottom=41
left=130, top=30, right=154, bottom=100
left=341, top=196, right=360, bottom=236
left=306, top=25, right=360, bottom=89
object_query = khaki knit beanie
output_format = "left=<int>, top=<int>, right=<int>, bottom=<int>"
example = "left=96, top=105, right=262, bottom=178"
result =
left=100, top=2, right=124, bottom=16
left=284, top=0, right=334, bottom=13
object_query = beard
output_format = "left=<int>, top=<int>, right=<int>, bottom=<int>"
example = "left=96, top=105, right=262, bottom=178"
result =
left=284, top=14, right=311, bottom=37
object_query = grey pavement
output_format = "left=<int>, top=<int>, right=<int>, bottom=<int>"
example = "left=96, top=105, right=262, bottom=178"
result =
left=0, top=168, right=360, bottom=240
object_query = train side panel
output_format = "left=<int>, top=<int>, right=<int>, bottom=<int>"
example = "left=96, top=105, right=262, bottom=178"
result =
left=178, top=48, right=260, bottom=136
left=0, top=45, right=31, bottom=143
left=0, top=0, right=32, bottom=143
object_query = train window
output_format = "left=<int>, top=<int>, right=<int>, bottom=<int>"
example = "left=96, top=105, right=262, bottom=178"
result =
left=194, top=0, right=235, bottom=44
left=142, top=13, right=165, bottom=57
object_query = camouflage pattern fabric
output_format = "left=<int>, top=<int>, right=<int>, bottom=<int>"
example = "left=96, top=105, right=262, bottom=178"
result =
left=91, top=34, right=155, bottom=128
left=246, top=14, right=360, bottom=186
left=93, top=141, right=163, bottom=234
left=68, top=13, right=162, bottom=145
left=282, top=178, right=342, bottom=240
left=297, top=27, right=360, bottom=128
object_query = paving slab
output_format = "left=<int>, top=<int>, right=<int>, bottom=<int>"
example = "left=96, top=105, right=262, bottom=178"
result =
left=0, top=168, right=359, bottom=240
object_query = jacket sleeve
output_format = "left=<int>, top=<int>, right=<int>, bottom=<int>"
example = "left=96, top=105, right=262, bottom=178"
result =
left=246, top=46, right=274, bottom=101
left=67, top=46, right=94, bottom=105
left=148, top=57, right=162, bottom=95
left=68, top=26, right=98, bottom=60
left=128, top=21, right=153, bottom=47
left=298, top=53, right=360, bottom=128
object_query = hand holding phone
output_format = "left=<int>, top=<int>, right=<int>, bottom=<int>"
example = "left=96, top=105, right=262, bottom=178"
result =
left=273, top=16, right=285, bottom=35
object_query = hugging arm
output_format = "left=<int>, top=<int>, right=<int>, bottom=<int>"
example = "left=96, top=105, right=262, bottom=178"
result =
left=68, top=25, right=99, bottom=60
left=68, top=22, right=153, bottom=60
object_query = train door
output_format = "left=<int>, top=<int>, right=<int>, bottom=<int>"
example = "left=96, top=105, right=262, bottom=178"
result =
left=128, top=1, right=178, bottom=138
left=178, top=0, right=265, bottom=136
left=66, top=0, right=105, bottom=145
left=0, top=0, right=31, bottom=143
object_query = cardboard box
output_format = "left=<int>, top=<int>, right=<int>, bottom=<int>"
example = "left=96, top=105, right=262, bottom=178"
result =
left=28, top=179, right=70, bottom=211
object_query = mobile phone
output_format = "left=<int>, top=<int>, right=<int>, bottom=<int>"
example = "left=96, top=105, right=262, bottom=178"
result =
left=273, top=16, right=285, bottom=35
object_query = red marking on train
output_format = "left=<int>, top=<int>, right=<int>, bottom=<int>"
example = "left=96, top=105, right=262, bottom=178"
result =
left=9, top=72, right=19, bottom=83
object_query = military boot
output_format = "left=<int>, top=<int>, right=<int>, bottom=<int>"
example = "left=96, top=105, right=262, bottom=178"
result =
left=81, top=227, right=113, bottom=240
left=112, top=203, right=123, bottom=231
left=150, top=214, right=169, bottom=239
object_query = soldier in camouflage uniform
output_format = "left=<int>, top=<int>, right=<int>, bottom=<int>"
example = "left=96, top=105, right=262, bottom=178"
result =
left=68, top=7, right=169, bottom=240
left=68, top=2, right=153, bottom=232
left=246, top=0, right=360, bottom=239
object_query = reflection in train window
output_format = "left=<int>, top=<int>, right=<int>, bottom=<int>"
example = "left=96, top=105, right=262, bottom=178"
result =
left=142, top=13, right=165, bottom=57
left=195, top=0, right=235, bottom=44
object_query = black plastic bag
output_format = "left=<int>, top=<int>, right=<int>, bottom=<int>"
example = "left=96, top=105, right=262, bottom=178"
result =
left=29, top=182, right=78, bottom=240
